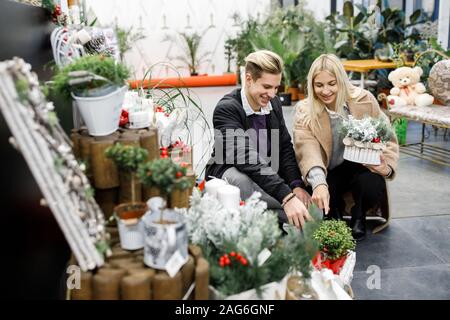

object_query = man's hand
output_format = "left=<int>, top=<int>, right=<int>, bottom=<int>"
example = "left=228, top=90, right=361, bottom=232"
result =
left=293, top=187, right=312, bottom=207
left=364, top=154, right=391, bottom=177
left=311, top=184, right=330, bottom=215
left=283, top=195, right=313, bottom=229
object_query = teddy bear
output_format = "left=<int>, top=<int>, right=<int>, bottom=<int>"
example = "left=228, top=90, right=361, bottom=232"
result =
left=386, top=66, right=434, bottom=107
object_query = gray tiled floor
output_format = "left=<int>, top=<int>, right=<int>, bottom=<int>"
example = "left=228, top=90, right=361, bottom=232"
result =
left=351, top=122, right=450, bottom=300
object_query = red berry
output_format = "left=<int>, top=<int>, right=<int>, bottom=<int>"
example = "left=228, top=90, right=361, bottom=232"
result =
left=236, top=253, right=242, bottom=260
left=240, top=200, right=245, bottom=206
left=219, top=260, right=225, bottom=267
left=161, top=155, right=168, bottom=159
left=241, top=258, right=248, bottom=266
left=176, top=171, right=183, bottom=178
left=230, top=251, right=236, bottom=257
left=224, top=258, right=231, bottom=265
left=161, top=149, right=168, bottom=156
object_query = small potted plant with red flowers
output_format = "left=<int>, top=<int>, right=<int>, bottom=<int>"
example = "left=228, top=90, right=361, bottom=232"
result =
left=312, top=220, right=356, bottom=275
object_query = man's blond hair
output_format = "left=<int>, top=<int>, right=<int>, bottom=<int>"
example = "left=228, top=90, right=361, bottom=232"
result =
left=244, top=50, right=284, bottom=80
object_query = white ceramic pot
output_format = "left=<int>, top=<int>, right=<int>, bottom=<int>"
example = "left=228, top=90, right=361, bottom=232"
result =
left=343, top=145, right=381, bottom=166
left=114, top=202, right=147, bottom=250
left=72, top=85, right=127, bottom=136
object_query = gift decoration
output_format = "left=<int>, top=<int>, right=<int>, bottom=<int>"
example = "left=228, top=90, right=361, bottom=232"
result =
left=341, top=115, right=394, bottom=165
left=184, top=189, right=320, bottom=298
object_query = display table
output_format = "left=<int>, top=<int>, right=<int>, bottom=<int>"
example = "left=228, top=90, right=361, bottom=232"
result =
left=389, top=104, right=450, bottom=166
left=342, top=59, right=413, bottom=88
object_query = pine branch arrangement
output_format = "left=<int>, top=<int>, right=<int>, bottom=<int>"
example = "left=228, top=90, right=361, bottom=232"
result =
left=341, top=115, right=393, bottom=143
left=185, top=190, right=320, bottom=297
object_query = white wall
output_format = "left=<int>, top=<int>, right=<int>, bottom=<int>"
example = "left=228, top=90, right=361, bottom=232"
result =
left=85, top=0, right=271, bottom=79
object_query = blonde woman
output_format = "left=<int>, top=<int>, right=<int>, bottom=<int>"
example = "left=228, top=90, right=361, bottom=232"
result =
left=293, top=54, right=399, bottom=240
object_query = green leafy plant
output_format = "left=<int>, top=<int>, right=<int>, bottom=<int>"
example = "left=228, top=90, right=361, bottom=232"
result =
left=135, top=62, right=213, bottom=176
left=115, top=25, right=146, bottom=62
left=137, top=158, right=192, bottom=197
left=50, top=55, right=130, bottom=101
left=312, top=220, right=356, bottom=260
left=138, top=158, right=192, bottom=221
left=164, top=30, right=212, bottom=76
left=105, top=143, right=148, bottom=202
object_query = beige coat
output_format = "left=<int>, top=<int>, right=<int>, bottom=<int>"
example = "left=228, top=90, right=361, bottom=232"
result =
left=293, top=88, right=400, bottom=233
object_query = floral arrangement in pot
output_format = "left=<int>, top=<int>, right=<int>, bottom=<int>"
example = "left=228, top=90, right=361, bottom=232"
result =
left=312, top=220, right=356, bottom=275
left=51, top=54, right=130, bottom=136
left=137, top=158, right=194, bottom=270
left=105, top=143, right=148, bottom=250
left=341, top=115, right=393, bottom=165
left=184, top=190, right=320, bottom=299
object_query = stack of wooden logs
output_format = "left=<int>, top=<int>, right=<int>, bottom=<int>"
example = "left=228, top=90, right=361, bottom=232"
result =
left=70, top=126, right=195, bottom=219
left=69, top=241, right=209, bottom=300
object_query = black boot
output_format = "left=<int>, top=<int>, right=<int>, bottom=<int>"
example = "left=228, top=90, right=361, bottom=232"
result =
left=350, top=206, right=366, bottom=241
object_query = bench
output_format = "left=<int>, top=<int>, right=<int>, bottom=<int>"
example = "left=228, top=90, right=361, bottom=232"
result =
left=388, top=104, right=450, bottom=166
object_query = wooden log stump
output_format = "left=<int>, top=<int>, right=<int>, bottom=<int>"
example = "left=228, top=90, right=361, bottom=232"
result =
left=70, top=129, right=81, bottom=159
left=139, top=128, right=159, bottom=161
left=70, top=271, right=92, bottom=300
left=181, top=255, right=195, bottom=297
left=153, top=271, right=183, bottom=300
left=90, top=139, right=119, bottom=189
left=121, top=274, right=152, bottom=300
left=79, top=135, right=94, bottom=177
left=189, top=245, right=203, bottom=262
left=94, top=188, right=118, bottom=220
left=195, top=257, right=209, bottom=300
left=93, top=269, right=127, bottom=300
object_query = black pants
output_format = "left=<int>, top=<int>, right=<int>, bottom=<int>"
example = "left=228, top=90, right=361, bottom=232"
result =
left=326, top=161, right=386, bottom=222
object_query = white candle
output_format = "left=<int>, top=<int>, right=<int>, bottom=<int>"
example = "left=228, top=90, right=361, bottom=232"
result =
left=217, top=185, right=240, bottom=211
left=204, top=178, right=227, bottom=198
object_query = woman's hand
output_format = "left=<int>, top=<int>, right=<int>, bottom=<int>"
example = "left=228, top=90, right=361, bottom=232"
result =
left=293, top=187, right=312, bottom=207
left=311, top=184, right=330, bottom=215
left=364, top=154, right=391, bottom=177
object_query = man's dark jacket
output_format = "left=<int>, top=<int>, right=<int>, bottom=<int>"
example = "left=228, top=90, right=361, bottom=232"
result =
left=205, top=88, right=304, bottom=203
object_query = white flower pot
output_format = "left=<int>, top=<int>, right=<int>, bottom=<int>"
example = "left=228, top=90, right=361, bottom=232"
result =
left=142, top=209, right=188, bottom=270
left=343, top=145, right=381, bottom=166
left=114, top=202, right=147, bottom=251
left=72, top=85, right=127, bottom=136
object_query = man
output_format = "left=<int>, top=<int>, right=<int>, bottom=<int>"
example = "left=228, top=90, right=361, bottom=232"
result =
left=206, top=50, right=311, bottom=229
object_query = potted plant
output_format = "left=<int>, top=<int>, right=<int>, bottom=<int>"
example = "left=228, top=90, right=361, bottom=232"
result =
left=163, top=30, right=212, bottom=76
left=137, top=158, right=193, bottom=269
left=51, top=54, right=130, bottom=136
left=105, top=143, right=148, bottom=250
left=341, top=115, right=394, bottom=166
left=312, top=220, right=356, bottom=275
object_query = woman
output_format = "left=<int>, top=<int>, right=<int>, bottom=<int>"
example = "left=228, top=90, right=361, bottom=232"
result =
left=293, top=54, right=399, bottom=240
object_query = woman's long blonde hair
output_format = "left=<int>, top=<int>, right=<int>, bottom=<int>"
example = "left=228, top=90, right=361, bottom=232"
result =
left=303, top=54, right=356, bottom=129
